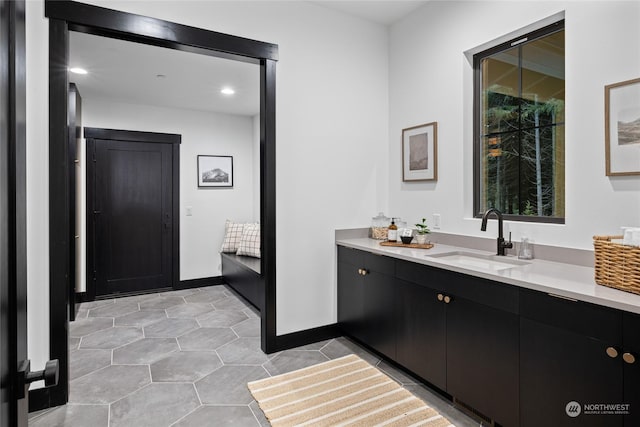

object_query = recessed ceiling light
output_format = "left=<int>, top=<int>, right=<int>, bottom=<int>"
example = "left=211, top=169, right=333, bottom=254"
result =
left=69, top=67, right=88, bottom=75
left=220, top=87, right=235, bottom=96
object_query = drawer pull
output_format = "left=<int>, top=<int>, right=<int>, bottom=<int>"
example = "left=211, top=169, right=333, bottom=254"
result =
left=606, top=347, right=619, bottom=358
left=437, top=293, right=444, bottom=301
left=623, top=352, right=636, bottom=364
left=444, top=295, right=452, bottom=304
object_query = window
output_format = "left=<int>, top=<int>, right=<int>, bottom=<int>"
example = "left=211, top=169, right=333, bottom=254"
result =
left=474, top=21, right=565, bottom=223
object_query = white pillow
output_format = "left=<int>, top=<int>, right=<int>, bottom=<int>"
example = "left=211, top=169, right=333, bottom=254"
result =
left=236, top=223, right=261, bottom=258
left=221, top=220, right=245, bottom=253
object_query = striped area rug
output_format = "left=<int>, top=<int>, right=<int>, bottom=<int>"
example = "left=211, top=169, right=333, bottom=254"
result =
left=247, top=354, right=454, bottom=427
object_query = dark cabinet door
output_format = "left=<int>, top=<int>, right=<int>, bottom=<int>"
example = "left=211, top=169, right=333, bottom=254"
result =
left=447, top=296, right=520, bottom=427
left=623, top=313, right=640, bottom=427
left=520, top=318, right=623, bottom=427
left=360, top=270, right=396, bottom=359
left=337, top=247, right=396, bottom=358
left=337, top=259, right=365, bottom=342
left=395, top=279, right=446, bottom=391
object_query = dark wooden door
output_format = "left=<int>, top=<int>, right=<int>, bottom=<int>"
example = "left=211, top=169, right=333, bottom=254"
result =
left=520, top=318, right=623, bottom=427
left=395, top=279, right=446, bottom=391
left=89, top=137, right=174, bottom=297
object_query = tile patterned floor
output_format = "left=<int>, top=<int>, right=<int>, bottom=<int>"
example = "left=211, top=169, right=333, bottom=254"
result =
left=29, top=285, right=482, bottom=427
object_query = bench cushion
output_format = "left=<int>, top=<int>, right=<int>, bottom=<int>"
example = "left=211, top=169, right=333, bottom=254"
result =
left=236, top=223, right=260, bottom=258
left=221, top=220, right=246, bottom=253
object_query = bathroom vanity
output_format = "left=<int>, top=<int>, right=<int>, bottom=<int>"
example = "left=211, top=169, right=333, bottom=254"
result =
left=336, top=237, right=640, bottom=427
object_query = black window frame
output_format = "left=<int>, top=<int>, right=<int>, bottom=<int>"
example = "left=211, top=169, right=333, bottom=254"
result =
left=473, top=19, right=565, bottom=224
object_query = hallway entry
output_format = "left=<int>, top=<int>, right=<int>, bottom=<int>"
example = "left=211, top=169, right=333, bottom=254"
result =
left=85, top=128, right=180, bottom=299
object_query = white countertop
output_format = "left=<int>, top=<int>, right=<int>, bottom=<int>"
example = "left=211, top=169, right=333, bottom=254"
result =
left=336, top=237, right=640, bottom=315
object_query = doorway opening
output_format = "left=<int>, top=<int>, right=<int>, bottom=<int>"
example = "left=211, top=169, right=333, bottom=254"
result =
left=44, top=1, right=277, bottom=408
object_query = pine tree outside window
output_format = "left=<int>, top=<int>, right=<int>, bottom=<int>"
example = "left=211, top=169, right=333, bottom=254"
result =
left=474, top=21, right=565, bottom=223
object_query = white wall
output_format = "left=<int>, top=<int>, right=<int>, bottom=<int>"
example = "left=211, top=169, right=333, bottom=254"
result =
left=74, top=1, right=390, bottom=335
left=25, top=0, right=390, bottom=375
left=252, top=114, right=261, bottom=223
left=81, top=98, right=257, bottom=281
left=389, top=1, right=640, bottom=250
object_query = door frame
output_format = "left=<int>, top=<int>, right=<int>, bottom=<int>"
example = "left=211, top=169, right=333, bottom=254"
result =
left=68, top=82, right=79, bottom=320
left=1, top=0, right=28, bottom=424
left=44, top=0, right=278, bottom=408
left=85, top=127, right=181, bottom=301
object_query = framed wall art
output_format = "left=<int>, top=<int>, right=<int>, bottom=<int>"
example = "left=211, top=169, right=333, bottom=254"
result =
left=605, top=77, right=640, bottom=176
left=402, top=122, right=438, bottom=181
left=198, top=155, right=233, bottom=188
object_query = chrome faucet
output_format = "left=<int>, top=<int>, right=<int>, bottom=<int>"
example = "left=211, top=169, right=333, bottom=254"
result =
left=480, top=208, right=513, bottom=256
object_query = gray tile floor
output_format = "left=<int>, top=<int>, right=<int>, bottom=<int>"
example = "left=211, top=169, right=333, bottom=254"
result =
left=29, top=285, right=482, bottom=426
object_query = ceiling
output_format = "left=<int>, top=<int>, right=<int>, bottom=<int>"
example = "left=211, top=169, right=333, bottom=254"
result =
left=69, top=31, right=260, bottom=116
left=312, top=1, right=428, bottom=26
left=68, top=1, right=428, bottom=116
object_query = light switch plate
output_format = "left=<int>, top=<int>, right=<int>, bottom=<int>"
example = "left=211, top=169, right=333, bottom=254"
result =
left=433, top=213, right=441, bottom=229
left=186, top=206, right=193, bottom=216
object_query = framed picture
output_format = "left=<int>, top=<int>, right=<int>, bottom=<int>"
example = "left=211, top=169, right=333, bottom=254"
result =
left=402, top=122, right=437, bottom=181
left=605, top=77, right=640, bottom=176
left=197, top=155, right=233, bottom=188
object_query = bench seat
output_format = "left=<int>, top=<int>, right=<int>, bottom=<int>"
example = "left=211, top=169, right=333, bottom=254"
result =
left=221, top=252, right=263, bottom=312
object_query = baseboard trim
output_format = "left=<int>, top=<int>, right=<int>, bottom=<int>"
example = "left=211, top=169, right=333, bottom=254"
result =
left=73, top=277, right=223, bottom=303
left=177, top=276, right=225, bottom=290
left=28, top=388, right=52, bottom=413
left=75, top=292, right=90, bottom=303
left=273, top=324, right=341, bottom=352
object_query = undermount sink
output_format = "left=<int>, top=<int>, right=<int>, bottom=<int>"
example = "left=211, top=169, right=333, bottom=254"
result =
left=426, top=251, right=531, bottom=271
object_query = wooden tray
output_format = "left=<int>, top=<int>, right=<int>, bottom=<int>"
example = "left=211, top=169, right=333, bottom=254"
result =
left=380, top=241, right=434, bottom=249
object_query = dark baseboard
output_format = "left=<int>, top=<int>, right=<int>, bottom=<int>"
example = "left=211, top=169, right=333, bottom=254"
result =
left=28, top=388, right=52, bottom=413
left=73, top=278, right=223, bottom=304
left=28, top=381, right=68, bottom=414
left=95, top=287, right=173, bottom=300
left=177, top=276, right=225, bottom=290
left=273, top=323, right=341, bottom=352
left=75, top=292, right=90, bottom=303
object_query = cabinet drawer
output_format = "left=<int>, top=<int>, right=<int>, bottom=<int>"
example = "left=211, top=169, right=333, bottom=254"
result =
left=396, top=259, right=518, bottom=314
left=520, top=289, right=622, bottom=343
left=337, top=246, right=363, bottom=266
left=363, top=251, right=395, bottom=276
left=337, top=246, right=395, bottom=276
left=396, top=259, right=447, bottom=291
left=444, top=270, right=519, bottom=314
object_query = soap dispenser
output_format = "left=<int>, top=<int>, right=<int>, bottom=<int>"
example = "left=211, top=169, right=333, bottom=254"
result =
left=388, top=218, right=398, bottom=242
left=518, top=237, right=533, bottom=260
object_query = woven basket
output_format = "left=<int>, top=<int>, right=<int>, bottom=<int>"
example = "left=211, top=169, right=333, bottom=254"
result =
left=593, top=235, right=640, bottom=296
